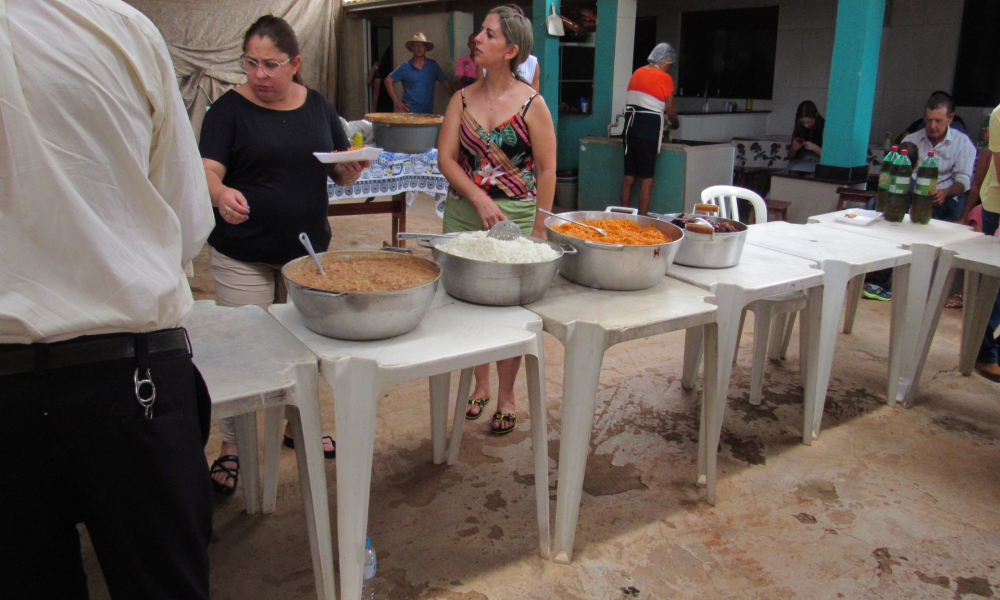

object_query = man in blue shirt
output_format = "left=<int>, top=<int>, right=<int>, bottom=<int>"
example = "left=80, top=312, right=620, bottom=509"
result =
left=385, top=32, right=454, bottom=115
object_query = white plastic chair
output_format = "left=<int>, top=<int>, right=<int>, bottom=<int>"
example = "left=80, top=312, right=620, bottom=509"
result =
left=699, top=186, right=807, bottom=403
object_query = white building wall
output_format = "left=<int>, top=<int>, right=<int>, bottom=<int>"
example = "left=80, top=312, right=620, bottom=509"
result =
left=637, top=0, right=983, bottom=145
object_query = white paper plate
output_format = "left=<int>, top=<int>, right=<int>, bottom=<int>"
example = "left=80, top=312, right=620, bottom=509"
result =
left=834, top=208, right=883, bottom=226
left=313, top=146, right=383, bottom=164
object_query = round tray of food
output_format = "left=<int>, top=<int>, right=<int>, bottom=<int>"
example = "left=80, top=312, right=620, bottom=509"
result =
left=282, top=248, right=440, bottom=340
left=411, top=231, right=575, bottom=306
left=651, top=210, right=748, bottom=269
left=544, top=206, right=683, bottom=291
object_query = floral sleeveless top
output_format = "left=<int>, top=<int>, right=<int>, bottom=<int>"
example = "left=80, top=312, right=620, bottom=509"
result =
left=455, top=89, right=538, bottom=201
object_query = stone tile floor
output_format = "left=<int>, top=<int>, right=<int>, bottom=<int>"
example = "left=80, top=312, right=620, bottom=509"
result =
left=82, top=196, right=1000, bottom=599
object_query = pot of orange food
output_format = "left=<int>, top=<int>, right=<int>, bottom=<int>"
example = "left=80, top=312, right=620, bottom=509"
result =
left=282, top=247, right=440, bottom=340
left=544, top=207, right=684, bottom=291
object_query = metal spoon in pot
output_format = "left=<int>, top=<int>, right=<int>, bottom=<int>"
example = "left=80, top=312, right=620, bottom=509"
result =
left=538, top=208, right=607, bottom=236
left=298, top=232, right=328, bottom=277
left=486, top=219, right=522, bottom=241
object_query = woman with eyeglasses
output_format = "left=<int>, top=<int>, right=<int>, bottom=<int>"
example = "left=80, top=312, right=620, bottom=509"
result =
left=199, top=15, right=363, bottom=495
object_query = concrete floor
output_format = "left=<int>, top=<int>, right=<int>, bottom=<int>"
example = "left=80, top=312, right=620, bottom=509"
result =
left=82, top=196, right=1000, bottom=599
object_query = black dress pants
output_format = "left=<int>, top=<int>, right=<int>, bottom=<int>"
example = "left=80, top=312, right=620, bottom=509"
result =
left=0, top=347, right=213, bottom=600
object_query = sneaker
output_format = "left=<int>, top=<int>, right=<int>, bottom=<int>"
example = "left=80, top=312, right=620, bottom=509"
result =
left=975, top=362, right=1000, bottom=383
left=862, top=283, right=892, bottom=301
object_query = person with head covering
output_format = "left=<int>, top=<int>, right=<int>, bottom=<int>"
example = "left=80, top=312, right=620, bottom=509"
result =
left=437, top=4, right=556, bottom=434
left=619, top=42, right=679, bottom=215
left=199, top=15, right=367, bottom=494
left=385, top=32, right=455, bottom=114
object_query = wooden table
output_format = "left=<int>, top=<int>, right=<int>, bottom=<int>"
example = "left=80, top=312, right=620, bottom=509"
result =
left=327, top=192, right=407, bottom=247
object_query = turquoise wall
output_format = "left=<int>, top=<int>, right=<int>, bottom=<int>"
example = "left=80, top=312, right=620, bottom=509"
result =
left=556, top=0, right=618, bottom=170
left=534, top=0, right=560, bottom=137
left=577, top=141, right=686, bottom=215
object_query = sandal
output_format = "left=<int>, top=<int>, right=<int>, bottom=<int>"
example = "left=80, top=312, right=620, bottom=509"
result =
left=945, top=294, right=964, bottom=309
left=490, top=411, right=516, bottom=435
left=465, top=396, right=491, bottom=420
left=210, top=455, right=239, bottom=496
left=283, top=434, right=336, bottom=459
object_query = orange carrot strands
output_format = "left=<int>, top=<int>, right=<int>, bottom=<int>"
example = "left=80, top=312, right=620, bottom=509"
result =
left=553, top=219, right=670, bottom=245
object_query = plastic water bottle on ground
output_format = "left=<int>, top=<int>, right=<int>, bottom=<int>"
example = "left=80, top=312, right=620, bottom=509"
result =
left=363, top=537, right=377, bottom=600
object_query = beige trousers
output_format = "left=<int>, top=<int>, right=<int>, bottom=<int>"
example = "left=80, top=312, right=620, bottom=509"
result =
left=209, top=247, right=288, bottom=443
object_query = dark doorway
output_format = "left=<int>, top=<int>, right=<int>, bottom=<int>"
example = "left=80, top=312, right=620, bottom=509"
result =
left=632, top=16, right=657, bottom=73
left=368, top=18, right=393, bottom=113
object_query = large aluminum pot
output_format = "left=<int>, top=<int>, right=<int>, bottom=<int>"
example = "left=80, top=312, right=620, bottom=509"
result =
left=365, top=113, right=444, bottom=154
left=418, top=233, right=576, bottom=306
left=544, top=207, right=684, bottom=291
left=658, top=215, right=747, bottom=268
left=282, top=248, right=440, bottom=340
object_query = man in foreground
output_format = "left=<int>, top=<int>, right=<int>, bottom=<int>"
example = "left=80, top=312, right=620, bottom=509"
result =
left=973, top=102, right=1000, bottom=383
left=0, top=1, right=215, bottom=598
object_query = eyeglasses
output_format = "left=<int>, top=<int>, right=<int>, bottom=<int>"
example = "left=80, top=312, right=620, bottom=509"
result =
left=239, top=56, right=291, bottom=77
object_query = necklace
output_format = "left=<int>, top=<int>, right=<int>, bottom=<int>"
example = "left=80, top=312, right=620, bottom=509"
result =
left=487, top=74, right=516, bottom=111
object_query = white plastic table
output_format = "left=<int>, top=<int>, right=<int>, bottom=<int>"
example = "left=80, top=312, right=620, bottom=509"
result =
left=906, top=234, right=1000, bottom=405
left=184, top=302, right=334, bottom=600
left=808, top=212, right=980, bottom=400
left=668, top=244, right=826, bottom=445
left=270, top=289, right=550, bottom=600
left=526, top=275, right=718, bottom=564
left=745, top=222, right=913, bottom=433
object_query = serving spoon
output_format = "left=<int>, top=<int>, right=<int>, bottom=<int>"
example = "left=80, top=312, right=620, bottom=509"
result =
left=298, top=232, right=328, bottom=277
left=538, top=208, right=607, bottom=236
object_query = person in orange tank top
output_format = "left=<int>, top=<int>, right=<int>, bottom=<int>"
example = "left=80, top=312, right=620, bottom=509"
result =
left=620, top=43, right=679, bottom=215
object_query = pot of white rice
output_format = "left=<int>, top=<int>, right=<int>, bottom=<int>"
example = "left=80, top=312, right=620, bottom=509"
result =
left=417, top=231, right=576, bottom=306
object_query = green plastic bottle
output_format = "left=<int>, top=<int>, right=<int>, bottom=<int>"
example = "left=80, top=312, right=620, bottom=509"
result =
left=875, top=145, right=899, bottom=213
left=884, top=149, right=912, bottom=223
left=910, top=150, right=939, bottom=225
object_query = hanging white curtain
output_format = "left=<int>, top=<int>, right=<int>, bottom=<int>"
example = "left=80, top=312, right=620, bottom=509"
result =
left=128, top=0, right=339, bottom=137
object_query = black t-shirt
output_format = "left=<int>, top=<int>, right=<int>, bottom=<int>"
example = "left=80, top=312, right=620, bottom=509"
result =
left=200, top=88, right=349, bottom=265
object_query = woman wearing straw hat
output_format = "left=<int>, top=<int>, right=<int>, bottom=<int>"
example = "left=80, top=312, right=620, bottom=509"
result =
left=385, top=32, right=454, bottom=114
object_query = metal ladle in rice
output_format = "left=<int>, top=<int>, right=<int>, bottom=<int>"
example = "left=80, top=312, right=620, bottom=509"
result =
left=439, top=232, right=559, bottom=263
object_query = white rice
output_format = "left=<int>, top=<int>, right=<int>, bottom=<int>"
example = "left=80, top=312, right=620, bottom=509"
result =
left=438, top=231, right=559, bottom=263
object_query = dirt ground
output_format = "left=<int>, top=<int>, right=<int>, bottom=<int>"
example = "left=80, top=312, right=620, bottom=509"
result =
left=80, top=195, right=1000, bottom=600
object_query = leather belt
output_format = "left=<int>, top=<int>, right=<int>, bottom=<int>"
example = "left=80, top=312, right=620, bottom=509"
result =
left=0, top=328, right=191, bottom=377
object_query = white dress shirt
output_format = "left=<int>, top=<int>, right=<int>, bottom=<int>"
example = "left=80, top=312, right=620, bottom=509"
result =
left=0, top=0, right=214, bottom=343
left=901, top=126, right=977, bottom=193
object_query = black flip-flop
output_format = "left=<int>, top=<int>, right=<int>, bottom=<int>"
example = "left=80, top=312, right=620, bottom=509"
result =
left=210, top=455, right=239, bottom=496
left=283, top=434, right=336, bottom=459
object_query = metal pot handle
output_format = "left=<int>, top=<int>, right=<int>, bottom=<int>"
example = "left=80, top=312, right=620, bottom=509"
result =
left=379, top=246, right=414, bottom=256
left=583, top=240, right=626, bottom=250
left=605, top=206, right=638, bottom=215
left=302, top=288, right=346, bottom=298
left=559, top=244, right=578, bottom=255
left=416, top=237, right=435, bottom=249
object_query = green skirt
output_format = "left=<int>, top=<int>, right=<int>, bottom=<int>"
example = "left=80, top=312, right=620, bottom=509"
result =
left=442, top=196, right=537, bottom=235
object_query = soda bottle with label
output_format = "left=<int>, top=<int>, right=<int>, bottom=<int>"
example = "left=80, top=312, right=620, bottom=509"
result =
left=884, top=149, right=912, bottom=223
left=875, top=145, right=898, bottom=212
left=910, top=150, right=939, bottom=224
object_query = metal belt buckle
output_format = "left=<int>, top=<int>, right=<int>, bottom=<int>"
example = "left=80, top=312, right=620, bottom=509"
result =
left=134, top=368, right=156, bottom=419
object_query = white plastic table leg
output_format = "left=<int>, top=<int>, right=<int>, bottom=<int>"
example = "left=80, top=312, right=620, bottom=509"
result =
left=697, top=299, right=738, bottom=506
left=960, top=272, right=982, bottom=375
left=429, top=373, right=450, bottom=465
left=732, top=309, right=747, bottom=364
left=233, top=412, right=261, bottom=514
left=961, top=273, right=1000, bottom=374
left=552, top=322, right=607, bottom=565
left=906, top=254, right=957, bottom=406
left=262, top=404, right=284, bottom=514
left=447, top=367, right=474, bottom=466
left=798, top=286, right=824, bottom=445
left=748, top=302, right=774, bottom=405
left=778, top=312, right=796, bottom=359
left=766, top=312, right=786, bottom=360
left=285, top=364, right=336, bottom=600
left=885, top=263, right=911, bottom=404
left=681, top=326, right=703, bottom=389
left=328, top=359, right=381, bottom=600
left=843, top=274, right=864, bottom=334
left=524, top=347, right=551, bottom=559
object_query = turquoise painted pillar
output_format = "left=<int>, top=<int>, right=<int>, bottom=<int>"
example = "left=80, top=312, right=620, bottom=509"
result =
left=533, top=0, right=559, bottom=134
left=821, top=0, right=885, bottom=171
